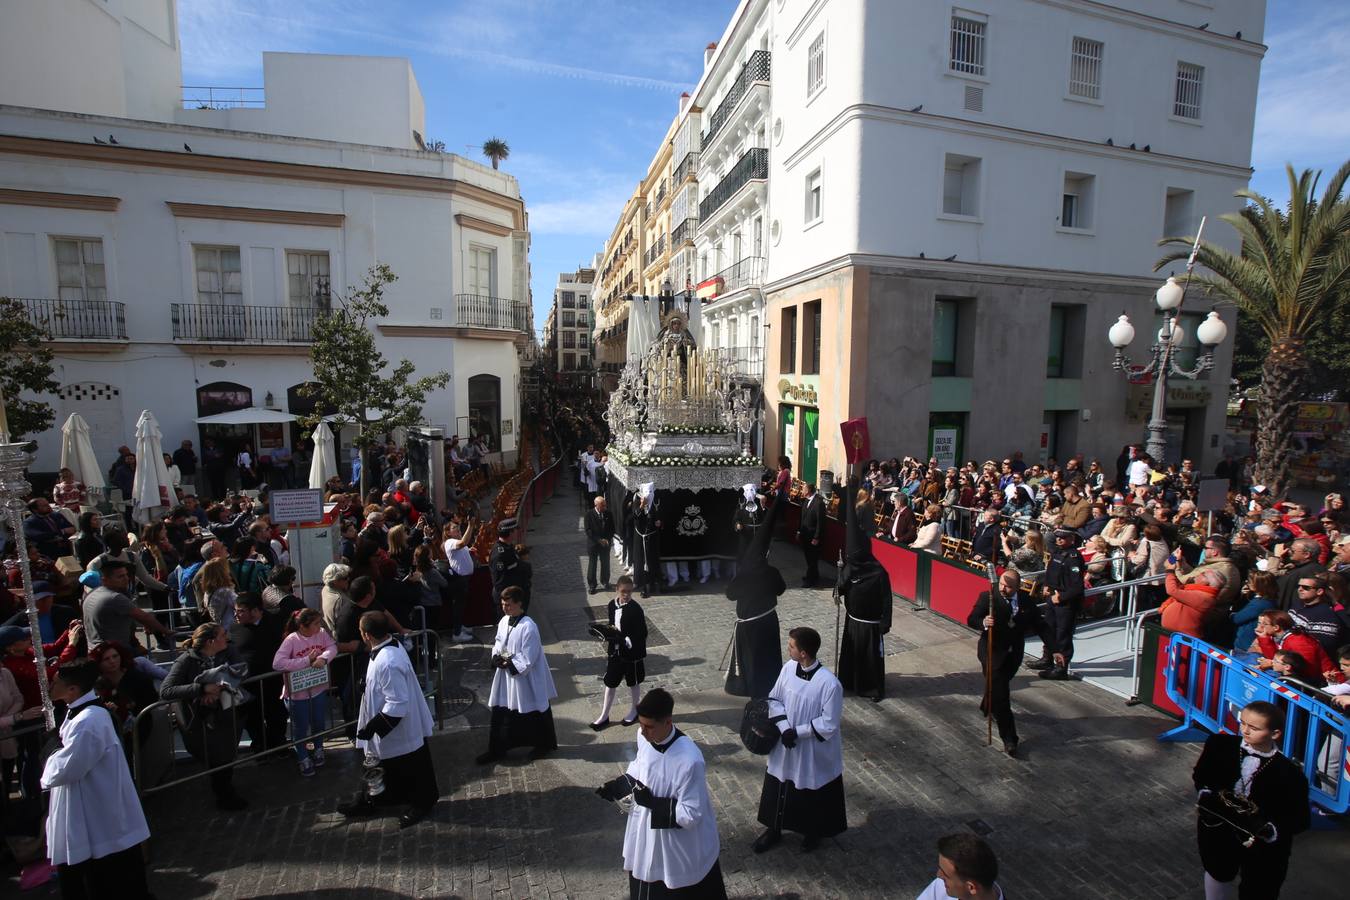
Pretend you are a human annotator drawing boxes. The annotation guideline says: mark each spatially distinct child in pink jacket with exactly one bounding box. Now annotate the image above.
[272,608,337,776]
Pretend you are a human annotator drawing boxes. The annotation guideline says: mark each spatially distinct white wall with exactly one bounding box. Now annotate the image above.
[0,0,129,119]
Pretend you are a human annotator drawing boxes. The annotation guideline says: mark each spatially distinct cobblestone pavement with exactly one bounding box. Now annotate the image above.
[116,478,1349,898]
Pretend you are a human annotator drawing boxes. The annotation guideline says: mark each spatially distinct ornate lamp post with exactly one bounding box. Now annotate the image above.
[1108,218,1228,463]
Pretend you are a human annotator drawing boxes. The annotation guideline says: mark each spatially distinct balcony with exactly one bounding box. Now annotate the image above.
[720,345,766,381]
[672,151,700,187]
[644,235,667,270]
[702,51,771,147]
[671,217,698,247]
[171,303,321,343]
[455,294,532,332]
[20,298,127,341]
[697,257,765,301]
[699,148,768,223]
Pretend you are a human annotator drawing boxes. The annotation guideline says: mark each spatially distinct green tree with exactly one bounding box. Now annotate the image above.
[300,266,449,493]
[0,297,59,441]
[1156,162,1350,497]
[481,137,510,170]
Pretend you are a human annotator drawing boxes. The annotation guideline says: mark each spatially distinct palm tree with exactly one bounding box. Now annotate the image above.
[1156,162,1350,498]
[482,137,510,170]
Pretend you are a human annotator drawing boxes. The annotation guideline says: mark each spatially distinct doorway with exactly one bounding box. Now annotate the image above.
[800,408,819,483]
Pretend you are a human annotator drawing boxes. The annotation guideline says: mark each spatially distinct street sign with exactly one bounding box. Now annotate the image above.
[269,488,325,525]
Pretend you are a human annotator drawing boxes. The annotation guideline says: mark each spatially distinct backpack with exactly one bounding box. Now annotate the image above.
[230,558,271,595]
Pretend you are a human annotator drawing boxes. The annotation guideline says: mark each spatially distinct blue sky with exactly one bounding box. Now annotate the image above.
[180,0,1348,331]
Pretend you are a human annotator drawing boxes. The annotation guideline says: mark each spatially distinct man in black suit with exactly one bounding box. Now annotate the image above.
[798,482,826,587]
[586,495,616,594]
[967,569,1042,756]
[590,576,649,729]
[969,508,1002,565]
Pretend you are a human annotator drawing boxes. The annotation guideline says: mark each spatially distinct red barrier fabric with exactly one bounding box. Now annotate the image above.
[1152,632,1185,717]
[871,539,919,601]
[927,558,989,623]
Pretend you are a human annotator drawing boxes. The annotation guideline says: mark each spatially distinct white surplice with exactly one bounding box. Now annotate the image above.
[766,660,844,790]
[488,615,557,713]
[357,638,434,760]
[622,729,721,890]
[41,691,151,866]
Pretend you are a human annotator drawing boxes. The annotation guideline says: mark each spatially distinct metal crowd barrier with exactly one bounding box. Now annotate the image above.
[130,627,446,796]
[1160,632,1350,815]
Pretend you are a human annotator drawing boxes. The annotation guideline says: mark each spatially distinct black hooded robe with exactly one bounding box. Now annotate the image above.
[630,496,662,594]
[836,477,893,700]
[725,498,785,698]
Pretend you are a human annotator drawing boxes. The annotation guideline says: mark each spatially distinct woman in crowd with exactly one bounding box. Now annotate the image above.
[51,466,88,514]
[91,641,158,751]
[73,511,106,567]
[139,521,179,612]
[197,557,238,630]
[1231,571,1278,652]
[261,565,306,618]
[1100,504,1138,550]
[160,623,247,809]
[408,544,447,617]
[1006,529,1046,576]
[387,524,414,578]
[773,456,792,499]
[272,608,337,777]
[909,505,943,556]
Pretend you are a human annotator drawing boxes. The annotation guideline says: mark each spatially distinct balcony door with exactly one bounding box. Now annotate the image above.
[194,246,243,340]
[286,251,329,341]
[466,245,498,326]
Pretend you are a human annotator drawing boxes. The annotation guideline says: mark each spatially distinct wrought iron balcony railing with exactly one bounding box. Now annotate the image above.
[171,303,321,343]
[700,257,766,299]
[20,298,128,340]
[672,151,700,187]
[455,294,531,332]
[698,148,768,223]
[702,50,771,147]
[671,217,698,247]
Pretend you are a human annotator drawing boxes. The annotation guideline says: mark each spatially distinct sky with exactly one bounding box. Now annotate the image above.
[178,0,1349,332]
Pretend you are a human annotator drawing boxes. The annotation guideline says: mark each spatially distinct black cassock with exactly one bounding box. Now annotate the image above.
[967,588,1042,746]
[733,504,763,562]
[724,564,784,698]
[1192,732,1309,897]
[836,562,892,700]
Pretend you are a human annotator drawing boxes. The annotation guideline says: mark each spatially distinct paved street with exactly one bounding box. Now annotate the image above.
[124,478,1346,899]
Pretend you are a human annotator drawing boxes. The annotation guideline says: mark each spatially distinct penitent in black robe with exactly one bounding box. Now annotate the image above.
[836,562,892,700]
[724,563,785,699]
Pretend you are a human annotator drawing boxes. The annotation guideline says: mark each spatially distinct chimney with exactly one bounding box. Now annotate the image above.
[679,91,690,113]
[704,42,717,68]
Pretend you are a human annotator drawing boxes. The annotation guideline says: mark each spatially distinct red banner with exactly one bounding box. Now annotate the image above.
[840,417,870,464]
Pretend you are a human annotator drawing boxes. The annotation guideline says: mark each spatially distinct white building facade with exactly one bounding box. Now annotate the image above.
[551,268,595,380]
[0,0,531,473]
[679,0,1264,481]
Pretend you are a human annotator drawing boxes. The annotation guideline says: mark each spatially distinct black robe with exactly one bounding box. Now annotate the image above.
[724,563,785,698]
[836,562,892,699]
[733,504,763,563]
[630,500,662,591]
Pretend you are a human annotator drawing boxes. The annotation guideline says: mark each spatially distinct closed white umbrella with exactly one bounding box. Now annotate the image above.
[131,410,173,524]
[59,413,105,492]
[308,422,337,489]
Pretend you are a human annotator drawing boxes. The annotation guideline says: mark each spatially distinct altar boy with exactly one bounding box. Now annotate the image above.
[596,688,727,898]
[42,660,152,899]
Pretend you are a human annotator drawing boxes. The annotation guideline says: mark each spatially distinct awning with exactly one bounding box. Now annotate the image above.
[195,407,298,425]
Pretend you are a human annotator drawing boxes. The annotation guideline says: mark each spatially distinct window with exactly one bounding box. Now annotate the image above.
[563,352,575,371]
[579,333,590,347]
[1047,306,1067,378]
[807,31,826,96]
[286,251,330,308]
[781,306,798,374]
[803,300,822,374]
[750,315,759,348]
[53,238,107,302]
[1163,187,1196,238]
[732,231,743,263]
[467,246,496,296]
[942,154,981,217]
[577,312,588,327]
[1068,37,1103,100]
[753,217,764,258]
[561,290,575,307]
[194,247,242,306]
[712,322,721,350]
[562,312,575,328]
[728,318,739,349]
[1174,62,1204,119]
[932,299,961,377]
[950,13,987,77]
[1061,172,1095,230]
[563,333,576,349]
[578,294,589,308]
[805,168,822,225]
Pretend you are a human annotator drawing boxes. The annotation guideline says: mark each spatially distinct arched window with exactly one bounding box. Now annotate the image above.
[196,381,252,417]
[468,375,501,451]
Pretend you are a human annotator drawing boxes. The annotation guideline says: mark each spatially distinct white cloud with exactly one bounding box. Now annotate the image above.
[1251,12,1350,173]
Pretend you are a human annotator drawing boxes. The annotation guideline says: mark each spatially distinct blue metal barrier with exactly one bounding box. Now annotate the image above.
[1159,633,1350,816]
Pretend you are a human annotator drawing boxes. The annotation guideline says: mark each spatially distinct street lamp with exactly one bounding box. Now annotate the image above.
[1108,217,1228,463]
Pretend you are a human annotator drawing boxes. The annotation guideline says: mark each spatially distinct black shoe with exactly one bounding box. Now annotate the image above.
[337,798,376,818]
[603,583,612,590]
[752,829,782,854]
[528,746,555,760]
[1024,655,1053,670]
[870,694,883,704]
[216,793,248,812]
[588,586,598,594]
[801,834,822,853]
[590,719,611,731]
[1039,666,1069,680]
[399,808,431,829]
[620,716,638,727]
[642,591,651,599]
[475,751,502,765]
[1003,741,1019,757]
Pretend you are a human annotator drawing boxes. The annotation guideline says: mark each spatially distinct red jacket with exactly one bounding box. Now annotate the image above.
[1257,630,1344,686]
[1162,574,1220,640]
[2,633,79,707]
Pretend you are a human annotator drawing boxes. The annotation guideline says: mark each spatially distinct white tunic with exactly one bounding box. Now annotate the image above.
[40,691,151,866]
[357,639,434,760]
[622,730,721,889]
[488,615,557,714]
[766,660,844,790]
[915,877,1004,900]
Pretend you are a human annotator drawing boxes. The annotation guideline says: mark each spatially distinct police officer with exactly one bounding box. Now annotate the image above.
[490,518,529,607]
[1029,528,1085,680]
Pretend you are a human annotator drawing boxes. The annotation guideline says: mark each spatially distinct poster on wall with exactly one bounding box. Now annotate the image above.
[930,428,958,469]
[783,411,797,473]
